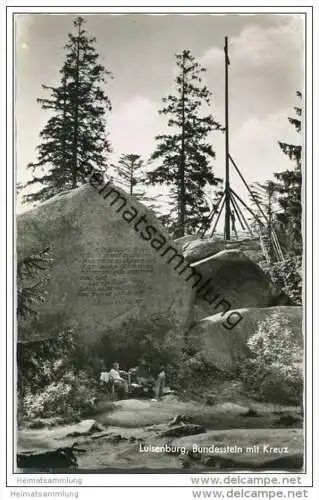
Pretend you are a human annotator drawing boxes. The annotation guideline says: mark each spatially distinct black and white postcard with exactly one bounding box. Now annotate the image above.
[2,2,318,499]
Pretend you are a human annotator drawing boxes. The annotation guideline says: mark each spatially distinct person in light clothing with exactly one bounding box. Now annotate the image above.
[109,362,128,399]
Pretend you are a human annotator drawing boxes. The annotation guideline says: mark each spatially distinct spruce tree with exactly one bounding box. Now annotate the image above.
[278,91,302,165]
[23,17,112,204]
[112,153,146,197]
[275,91,302,255]
[147,50,222,237]
[17,248,52,319]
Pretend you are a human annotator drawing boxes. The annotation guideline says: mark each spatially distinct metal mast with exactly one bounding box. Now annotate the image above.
[224,36,231,240]
[197,36,284,262]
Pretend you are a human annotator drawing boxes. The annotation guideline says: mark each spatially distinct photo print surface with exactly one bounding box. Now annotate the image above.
[15,11,305,474]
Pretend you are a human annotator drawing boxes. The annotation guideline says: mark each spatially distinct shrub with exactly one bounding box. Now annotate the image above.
[17,330,99,426]
[17,329,96,393]
[239,312,303,405]
[22,370,98,423]
[167,351,234,401]
[263,256,302,305]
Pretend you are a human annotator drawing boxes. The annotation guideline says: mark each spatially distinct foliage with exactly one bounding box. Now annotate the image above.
[249,181,278,218]
[17,247,52,319]
[23,16,112,204]
[275,91,302,256]
[167,352,234,401]
[264,256,302,305]
[17,330,98,425]
[147,49,222,237]
[249,181,282,262]
[278,91,302,166]
[112,154,146,197]
[239,312,303,405]
[18,330,74,394]
[22,371,97,423]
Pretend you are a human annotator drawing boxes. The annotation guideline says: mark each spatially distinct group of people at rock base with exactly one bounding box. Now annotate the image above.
[100,359,166,401]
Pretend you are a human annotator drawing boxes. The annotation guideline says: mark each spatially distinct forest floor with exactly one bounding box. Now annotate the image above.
[17,390,303,472]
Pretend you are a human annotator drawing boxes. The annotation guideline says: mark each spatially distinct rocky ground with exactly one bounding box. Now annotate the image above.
[17,394,303,473]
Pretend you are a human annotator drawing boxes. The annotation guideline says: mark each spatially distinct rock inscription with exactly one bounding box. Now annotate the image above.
[78,248,154,304]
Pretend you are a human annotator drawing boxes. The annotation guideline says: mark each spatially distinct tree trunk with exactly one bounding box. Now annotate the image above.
[72,22,81,189]
[61,76,67,189]
[178,52,186,237]
[130,160,134,196]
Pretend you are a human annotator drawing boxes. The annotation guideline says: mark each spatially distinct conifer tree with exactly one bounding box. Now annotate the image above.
[17,248,52,319]
[275,91,302,255]
[249,181,278,231]
[112,154,146,197]
[147,50,222,237]
[278,91,302,166]
[24,17,112,204]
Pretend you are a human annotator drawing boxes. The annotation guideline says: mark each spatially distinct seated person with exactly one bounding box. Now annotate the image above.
[109,362,128,398]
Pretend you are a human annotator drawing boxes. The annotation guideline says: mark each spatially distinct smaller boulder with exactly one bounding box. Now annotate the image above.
[192,249,280,313]
[188,306,302,374]
[65,420,101,437]
[175,236,262,264]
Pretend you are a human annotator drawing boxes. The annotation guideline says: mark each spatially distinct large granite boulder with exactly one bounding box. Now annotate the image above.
[188,306,302,372]
[17,183,194,343]
[189,249,291,320]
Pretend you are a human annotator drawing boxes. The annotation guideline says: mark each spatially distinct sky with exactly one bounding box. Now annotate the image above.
[15,13,304,216]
